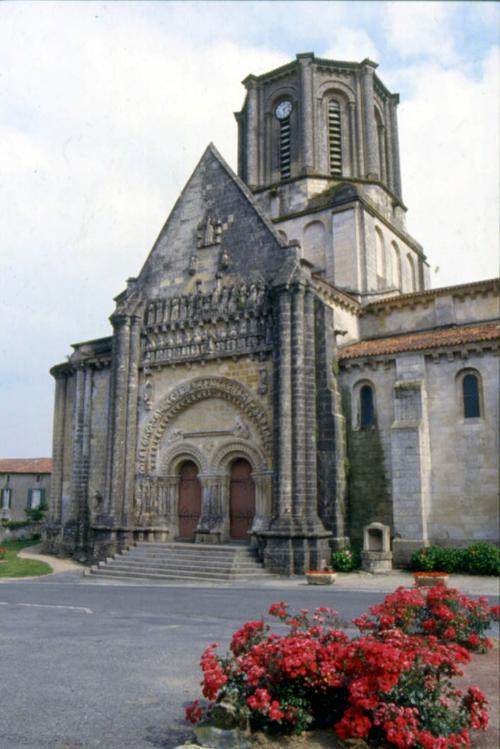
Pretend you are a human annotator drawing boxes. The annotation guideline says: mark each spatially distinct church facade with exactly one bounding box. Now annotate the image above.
[46,54,499,573]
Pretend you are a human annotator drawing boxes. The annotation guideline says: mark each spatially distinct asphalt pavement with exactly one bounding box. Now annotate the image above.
[0,570,498,749]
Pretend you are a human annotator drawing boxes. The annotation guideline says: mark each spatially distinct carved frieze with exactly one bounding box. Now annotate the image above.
[143,282,272,366]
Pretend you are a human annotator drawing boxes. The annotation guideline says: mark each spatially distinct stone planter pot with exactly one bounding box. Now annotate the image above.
[414,572,449,587]
[305,571,337,585]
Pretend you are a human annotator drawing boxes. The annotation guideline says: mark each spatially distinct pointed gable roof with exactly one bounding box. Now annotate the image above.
[135,143,291,300]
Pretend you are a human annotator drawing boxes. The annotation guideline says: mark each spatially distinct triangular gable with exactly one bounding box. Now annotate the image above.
[135,143,290,300]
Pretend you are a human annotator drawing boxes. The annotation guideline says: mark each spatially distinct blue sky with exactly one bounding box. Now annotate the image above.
[0,1,498,456]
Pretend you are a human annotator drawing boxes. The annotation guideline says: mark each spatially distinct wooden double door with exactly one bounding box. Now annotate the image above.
[177,458,255,541]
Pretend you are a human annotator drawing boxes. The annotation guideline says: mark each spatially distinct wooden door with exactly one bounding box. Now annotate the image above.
[178,461,201,540]
[229,459,255,541]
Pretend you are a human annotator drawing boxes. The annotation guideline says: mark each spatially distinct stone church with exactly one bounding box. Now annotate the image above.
[46,53,499,574]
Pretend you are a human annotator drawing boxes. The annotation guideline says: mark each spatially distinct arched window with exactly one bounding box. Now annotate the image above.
[375,227,385,288]
[375,107,386,181]
[462,373,481,418]
[360,385,375,428]
[303,220,326,270]
[328,99,342,176]
[391,241,401,288]
[406,253,416,292]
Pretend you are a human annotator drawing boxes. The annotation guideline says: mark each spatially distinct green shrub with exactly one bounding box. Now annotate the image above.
[331,545,360,572]
[1,519,29,529]
[25,500,48,523]
[463,543,500,576]
[411,543,499,576]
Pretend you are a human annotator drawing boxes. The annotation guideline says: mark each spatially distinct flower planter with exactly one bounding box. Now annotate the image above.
[305,571,337,585]
[414,571,449,587]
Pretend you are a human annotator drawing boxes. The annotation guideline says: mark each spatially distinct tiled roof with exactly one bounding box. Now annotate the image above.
[0,458,52,474]
[338,322,500,361]
[363,278,500,312]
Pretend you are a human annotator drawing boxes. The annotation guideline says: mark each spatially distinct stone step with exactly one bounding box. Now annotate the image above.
[131,544,256,556]
[134,542,251,553]
[120,548,259,562]
[89,566,270,582]
[93,564,254,580]
[105,558,262,572]
[90,542,271,583]
[89,569,230,583]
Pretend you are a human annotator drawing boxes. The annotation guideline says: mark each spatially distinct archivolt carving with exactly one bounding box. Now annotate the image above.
[137,376,272,475]
[160,442,209,476]
[211,440,270,475]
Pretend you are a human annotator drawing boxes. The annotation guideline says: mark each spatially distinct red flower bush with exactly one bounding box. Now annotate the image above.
[353,585,499,653]
[185,591,494,747]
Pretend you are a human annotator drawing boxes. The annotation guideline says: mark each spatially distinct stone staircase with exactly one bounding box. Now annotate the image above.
[87,542,273,583]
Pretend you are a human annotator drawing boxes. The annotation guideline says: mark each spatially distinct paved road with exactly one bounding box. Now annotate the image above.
[0,572,391,749]
[0,573,498,749]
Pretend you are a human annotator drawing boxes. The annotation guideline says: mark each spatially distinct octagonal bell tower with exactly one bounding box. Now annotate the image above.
[235,53,429,298]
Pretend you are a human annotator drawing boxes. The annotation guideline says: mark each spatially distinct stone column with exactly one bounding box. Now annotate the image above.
[389,95,403,200]
[314,301,348,546]
[361,61,379,179]
[298,54,314,174]
[245,77,259,187]
[252,470,272,532]
[291,284,306,521]
[65,364,92,557]
[355,76,365,177]
[384,97,395,194]
[303,287,321,530]
[49,371,67,525]
[105,315,131,521]
[274,288,293,523]
[348,101,358,178]
[123,314,142,526]
[196,474,222,543]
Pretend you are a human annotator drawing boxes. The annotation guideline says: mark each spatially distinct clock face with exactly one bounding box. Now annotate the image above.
[275,100,292,120]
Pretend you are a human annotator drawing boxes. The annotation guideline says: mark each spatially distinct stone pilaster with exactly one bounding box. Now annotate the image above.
[361,60,380,179]
[348,101,358,178]
[48,372,67,525]
[390,355,431,564]
[245,78,259,187]
[291,284,306,521]
[303,287,321,531]
[105,314,131,519]
[63,364,92,557]
[273,288,293,526]
[314,300,348,547]
[298,54,314,174]
[123,314,142,525]
[389,95,403,200]
[196,474,223,544]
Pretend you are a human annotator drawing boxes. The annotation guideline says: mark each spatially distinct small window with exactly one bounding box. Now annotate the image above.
[1,488,12,510]
[279,117,291,180]
[28,488,43,509]
[328,100,342,176]
[462,373,480,418]
[275,100,293,181]
[360,385,375,428]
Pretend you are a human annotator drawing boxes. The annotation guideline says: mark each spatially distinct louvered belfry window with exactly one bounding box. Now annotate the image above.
[279,116,291,180]
[328,100,342,176]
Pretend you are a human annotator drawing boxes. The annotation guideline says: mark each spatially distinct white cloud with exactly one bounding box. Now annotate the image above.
[398,47,499,285]
[384,1,458,62]
[322,28,379,63]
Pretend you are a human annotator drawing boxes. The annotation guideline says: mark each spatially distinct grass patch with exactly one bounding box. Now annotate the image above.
[0,540,52,578]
